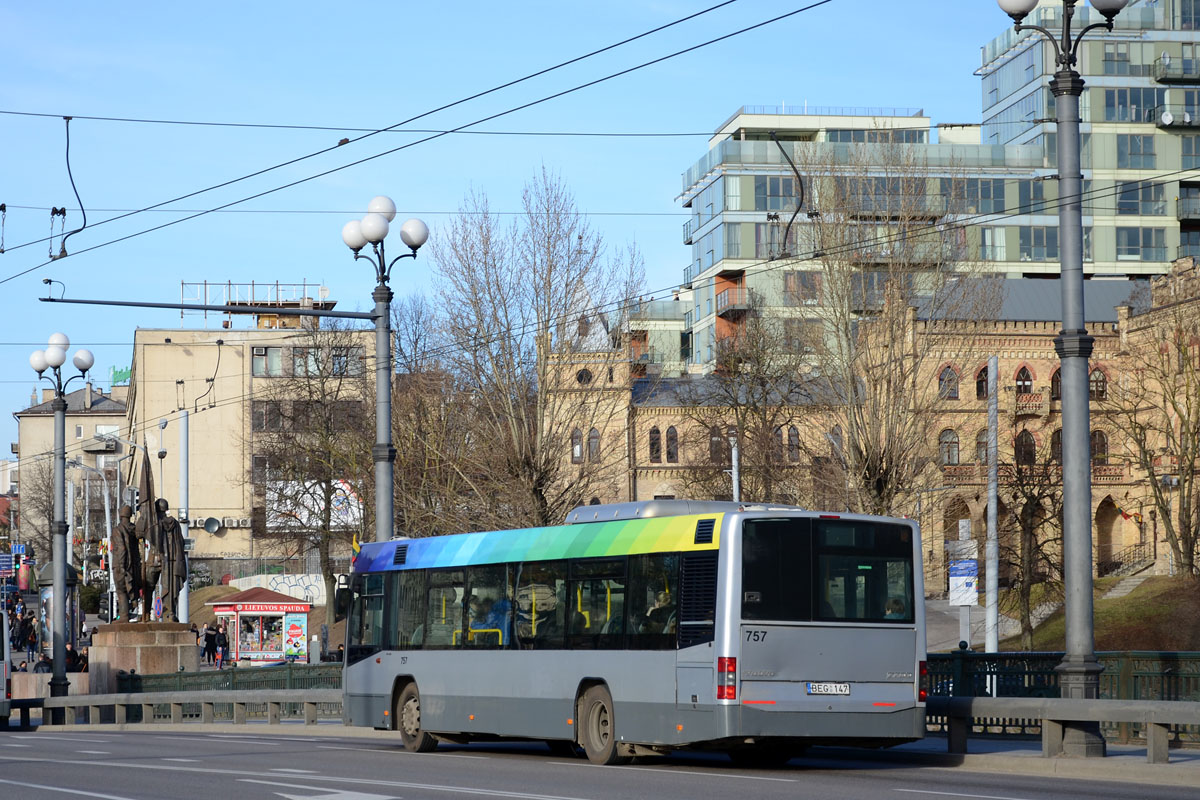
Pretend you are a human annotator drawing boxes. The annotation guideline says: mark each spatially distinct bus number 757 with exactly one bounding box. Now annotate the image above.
[745,629,768,643]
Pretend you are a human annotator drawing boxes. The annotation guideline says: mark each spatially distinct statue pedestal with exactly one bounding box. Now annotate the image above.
[89,622,200,693]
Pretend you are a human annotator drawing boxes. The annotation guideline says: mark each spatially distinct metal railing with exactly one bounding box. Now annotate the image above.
[1097,541,1155,578]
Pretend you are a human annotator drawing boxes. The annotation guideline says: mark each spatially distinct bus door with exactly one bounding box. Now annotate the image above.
[736,518,919,710]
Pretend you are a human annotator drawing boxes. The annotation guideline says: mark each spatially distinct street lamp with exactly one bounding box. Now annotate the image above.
[342,196,428,542]
[29,333,94,715]
[996,0,1129,758]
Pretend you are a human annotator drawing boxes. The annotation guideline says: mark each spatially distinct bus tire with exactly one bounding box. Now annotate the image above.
[395,683,438,753]
[580,685,629,766]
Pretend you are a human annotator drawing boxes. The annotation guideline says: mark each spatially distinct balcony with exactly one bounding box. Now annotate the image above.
[850,195,948,220]
[1013,390,1049,418]
[1179,245,1200,261]
[1152,104,1198,128]
[1178,198,1200,222]
[1153,57,1200,85]
[942,464,985,485]
[683,218,695,245]
[82,436,117,454]
[1092,463,1127,484]
[715,286,751,317]
[683,261,699,288]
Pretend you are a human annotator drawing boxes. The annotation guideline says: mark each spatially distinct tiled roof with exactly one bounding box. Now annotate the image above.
[206,587,311,607]
[18,385,126,415]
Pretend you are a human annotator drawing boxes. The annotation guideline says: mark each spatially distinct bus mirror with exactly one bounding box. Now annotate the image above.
[334,587,352,619]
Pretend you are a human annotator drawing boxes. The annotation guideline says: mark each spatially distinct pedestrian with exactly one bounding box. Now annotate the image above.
[215,625,229,670]
[32,654,51,673]
[25,619,38,662]
[16,660,27,672]
[203,624,217,665]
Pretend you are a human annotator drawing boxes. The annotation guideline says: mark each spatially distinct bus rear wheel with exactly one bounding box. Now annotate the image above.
[396,683,438,753]
[580,685,630,766]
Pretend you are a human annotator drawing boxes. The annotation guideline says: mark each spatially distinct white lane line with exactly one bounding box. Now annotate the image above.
[895,790,1042,800]
[271,768,318,774]
[18,735,110,743]
[163,758,198,762]
[0,776,140,800]
[317,745,397,753]
[241,778,398,799]
[76,750,111,755]
[247,775,589,800]
[547,760,796,783]
[2,743,31,747]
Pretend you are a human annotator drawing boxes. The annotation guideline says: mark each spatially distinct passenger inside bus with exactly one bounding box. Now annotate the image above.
[885,597,906,619]
[643,590,674,634]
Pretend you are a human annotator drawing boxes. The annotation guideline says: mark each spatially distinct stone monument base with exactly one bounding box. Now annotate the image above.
[89,622,200,694]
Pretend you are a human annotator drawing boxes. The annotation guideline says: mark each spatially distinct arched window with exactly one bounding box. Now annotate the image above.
[976,366,989,400]
[1090,430,1108,465]
[939,429,960,466]
[938,367,959,399]
[709,426,723,464]
[648,427,662,463]
[773,427,784,461]
[576,368,593,385]
[1015,430,1036,466]
[666,426,679,463]
[1051,429,1062,462]
[788,425,800,462]
[587,428,600,461]
[1016,367,1033,394]
[1050,369,1062,401]
[1089,368,1107,401]
[570,429,583,464]
[976,429,988,464]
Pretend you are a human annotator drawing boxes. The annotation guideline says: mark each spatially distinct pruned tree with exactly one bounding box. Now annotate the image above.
[13,456,54,562]
[429,169,643,529]
[1104,290,1200,578]
[246,322,373,625]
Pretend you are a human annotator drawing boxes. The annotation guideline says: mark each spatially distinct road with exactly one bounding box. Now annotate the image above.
[1,730,1196,800]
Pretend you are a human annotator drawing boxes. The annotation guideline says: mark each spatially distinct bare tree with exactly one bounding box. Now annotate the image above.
[430,169,643,529]
[1104,288,1200,578]
[14,457,54,562]
[247,323,373,625]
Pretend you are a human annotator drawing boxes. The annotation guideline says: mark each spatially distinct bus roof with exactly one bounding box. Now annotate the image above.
[353,512,724,573]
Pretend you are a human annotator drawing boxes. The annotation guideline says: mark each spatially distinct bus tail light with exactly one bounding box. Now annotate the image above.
[717,657,737,700]
[918,660,928,702]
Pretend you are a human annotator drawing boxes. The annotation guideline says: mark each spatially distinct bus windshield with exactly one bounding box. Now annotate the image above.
[741,517,914,624]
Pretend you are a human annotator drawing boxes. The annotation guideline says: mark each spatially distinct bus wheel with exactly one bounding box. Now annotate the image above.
[580,685,629,766]
[396,683,437,753]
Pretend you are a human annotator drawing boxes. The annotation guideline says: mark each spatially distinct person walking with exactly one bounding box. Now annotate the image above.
[203,623,217,666]
[215,625,229,670]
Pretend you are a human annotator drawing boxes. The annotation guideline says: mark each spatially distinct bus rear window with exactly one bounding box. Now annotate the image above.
[741,518,913,624]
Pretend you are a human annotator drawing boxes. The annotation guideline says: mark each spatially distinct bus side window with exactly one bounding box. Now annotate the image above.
[466,564,511,648]
[394,570,427,650]
[424,570,465,648]
[516,560,566,649]
[627,553,679,650]
[567,557,626,650]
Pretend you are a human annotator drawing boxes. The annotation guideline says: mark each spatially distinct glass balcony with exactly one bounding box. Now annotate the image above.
[1178,198,1200,221]
[1153,104,1199,128]
[1153,57,1200,85]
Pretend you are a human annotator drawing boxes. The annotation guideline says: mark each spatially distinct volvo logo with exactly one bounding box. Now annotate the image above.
[886,671,913,679]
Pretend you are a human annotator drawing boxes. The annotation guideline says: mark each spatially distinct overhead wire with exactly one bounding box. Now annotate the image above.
[0,1,830,285]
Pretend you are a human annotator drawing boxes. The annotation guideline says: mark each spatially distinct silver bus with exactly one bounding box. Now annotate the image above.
[342,500,926,765]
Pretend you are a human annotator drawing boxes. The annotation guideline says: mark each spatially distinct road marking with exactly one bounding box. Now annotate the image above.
[317,745,397,753]
[0,777,140,800]
[271,768,318,774]
[2,744,31,747]
[547,760,796,783]
[895,790,1042,800]
[163,758,198,762]
[241,778,398,800]
[76,750,111,755]
[18,735,109,743]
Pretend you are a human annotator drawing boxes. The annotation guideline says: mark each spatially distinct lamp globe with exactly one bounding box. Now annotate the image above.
[360,213,390,244]
[399,218,429,250]
[367,195,397,222]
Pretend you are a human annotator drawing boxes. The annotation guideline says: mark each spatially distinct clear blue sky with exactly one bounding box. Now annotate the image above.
[1,1,1008,445]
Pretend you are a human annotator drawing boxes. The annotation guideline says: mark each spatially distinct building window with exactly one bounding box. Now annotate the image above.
[1117,181,1166,216]
[939,430,960,466]
[1116,134,1156,169]
[938,367,959,400]
[571,429,583,464]
[1051,429,1062,463]
[773,427,785,462]
[1015,367,1033,394]
[1103,87,1163,122]
[979,227,1006,261]
[252,347,283,377]
[1184,136,1200,170]
[976,430,988,464]
[1089,369,1107,401]
[976,366,989,400]
[251,400,282,432]
[648,427,662,463]
[666,426,679,463]
[293,347,318,377]
[1018,226,1059,262]
[1015,431,1036,467]
[1115,227,1166,261]
[709,426,723,464]
[787,425,800,463]
[576,369,594,386]
[753,175,796,211]
[74,424,83,439]
[1050,369,1061,401]
[1017,180,1047,213]
[1090,430,1108,465]
[783,271,821,305]
[331,347,363,376]
[587,428,600,461]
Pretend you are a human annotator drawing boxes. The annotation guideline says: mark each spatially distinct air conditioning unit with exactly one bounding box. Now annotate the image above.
[238,518,252,528]
[252,347,266,356]
[223,517,237,528]
[189,517,205,528]
[182,538,195,552]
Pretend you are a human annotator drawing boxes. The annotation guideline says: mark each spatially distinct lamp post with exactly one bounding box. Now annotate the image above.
[29,333,94,716]
[997,0,1129,757]
[341,196,428,542]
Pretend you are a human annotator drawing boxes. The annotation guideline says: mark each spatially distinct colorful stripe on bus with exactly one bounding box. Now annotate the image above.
[353,513,724,573]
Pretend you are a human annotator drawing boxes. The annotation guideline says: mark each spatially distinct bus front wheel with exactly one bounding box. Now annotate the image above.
[396,683,437,753]
[580,685,629,766]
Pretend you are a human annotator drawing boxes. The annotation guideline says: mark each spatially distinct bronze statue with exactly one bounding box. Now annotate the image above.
[110,504,142,621]
[153,498,187,622]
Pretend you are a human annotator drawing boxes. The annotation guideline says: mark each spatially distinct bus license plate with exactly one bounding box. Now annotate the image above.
[807,682,850,696]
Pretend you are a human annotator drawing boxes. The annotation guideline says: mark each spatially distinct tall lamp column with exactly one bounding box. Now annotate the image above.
[342,196,428,542]
[997,0,1129,757]
[29,334,94,718]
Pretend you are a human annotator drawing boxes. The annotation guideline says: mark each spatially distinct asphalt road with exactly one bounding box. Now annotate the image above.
[1,730,1197,800]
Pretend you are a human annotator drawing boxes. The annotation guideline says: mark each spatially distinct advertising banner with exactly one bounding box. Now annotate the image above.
[283,612,308,660]
[948,559,979,606]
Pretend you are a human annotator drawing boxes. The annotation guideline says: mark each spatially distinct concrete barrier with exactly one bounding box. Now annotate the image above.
[38,688,343,728]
